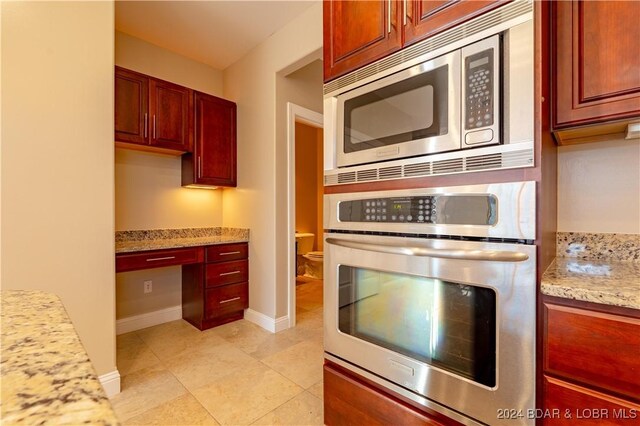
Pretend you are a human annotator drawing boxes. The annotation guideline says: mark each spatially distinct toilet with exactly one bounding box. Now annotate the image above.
[295,233,324,280]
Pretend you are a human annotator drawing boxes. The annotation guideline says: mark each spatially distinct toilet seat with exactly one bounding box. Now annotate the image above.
[303,251,323,260]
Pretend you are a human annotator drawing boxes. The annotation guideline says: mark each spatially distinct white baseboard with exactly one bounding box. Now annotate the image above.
[99,370,121,397]
[116,305,182,335]
[244,309,290,333]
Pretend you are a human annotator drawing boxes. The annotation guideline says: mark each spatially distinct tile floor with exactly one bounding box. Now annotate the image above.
[111,278,324,425]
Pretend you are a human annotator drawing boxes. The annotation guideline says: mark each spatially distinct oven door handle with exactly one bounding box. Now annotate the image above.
[325,238,529,262]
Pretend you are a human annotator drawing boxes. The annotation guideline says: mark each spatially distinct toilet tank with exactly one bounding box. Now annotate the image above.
[295,233,315,254]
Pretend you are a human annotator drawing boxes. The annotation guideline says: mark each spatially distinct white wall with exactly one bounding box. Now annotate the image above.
[114,32,226,320]
[1,2,116,376]
[558,138,640,234]
[223,2,323,320]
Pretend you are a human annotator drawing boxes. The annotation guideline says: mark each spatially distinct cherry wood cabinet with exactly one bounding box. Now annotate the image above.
[552,1,640,136]
[115,246,204,273]
[324,361,461,425]
[543,298,640,419]
[404,0,506,47]
[323,0,505,82]
[182,91,237,187]
[115,67,191,153]
[323,0,402,83]
[182,242,248,330]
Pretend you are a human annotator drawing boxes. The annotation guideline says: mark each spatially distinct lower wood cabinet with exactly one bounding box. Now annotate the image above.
[324,361,460,425]
[543,297,640,423]
[182,242,248,330]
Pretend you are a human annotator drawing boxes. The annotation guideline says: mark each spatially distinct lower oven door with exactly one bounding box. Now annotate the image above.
[324,232,536,426]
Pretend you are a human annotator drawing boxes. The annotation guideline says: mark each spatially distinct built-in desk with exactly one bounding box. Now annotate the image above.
[115,228,250,330]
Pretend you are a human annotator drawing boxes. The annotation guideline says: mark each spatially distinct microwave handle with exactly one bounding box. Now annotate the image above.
[325,237,529,262]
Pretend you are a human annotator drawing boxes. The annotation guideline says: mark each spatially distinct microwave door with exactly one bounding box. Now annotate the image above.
[336,50,461,168]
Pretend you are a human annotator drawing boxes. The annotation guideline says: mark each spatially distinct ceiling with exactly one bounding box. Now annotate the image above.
[115,1,318,70]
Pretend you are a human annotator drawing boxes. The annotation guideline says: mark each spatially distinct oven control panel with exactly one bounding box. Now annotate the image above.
[338,195,496,225]
[339,197,435,223]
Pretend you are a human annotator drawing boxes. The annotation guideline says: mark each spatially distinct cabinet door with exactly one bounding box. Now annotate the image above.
[149,79,191,152]
[543,376,640,426]
[553,1,640,129]
[404,1,506,47]
[115,67,148,145]
[323,0,403,82]
[193,92,237,187]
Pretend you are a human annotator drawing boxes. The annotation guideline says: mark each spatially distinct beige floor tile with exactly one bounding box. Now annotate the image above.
[307,380,323,401]
[251,391,323,425]
[164,343,262,391]
[261,339,324,389]
[117,332,162,376]
[192,364,303,425]
[213,319,301,360]
[296,280,324,312]
[123,394,219,425]
[137,320,227,361]
[110,364,188,422]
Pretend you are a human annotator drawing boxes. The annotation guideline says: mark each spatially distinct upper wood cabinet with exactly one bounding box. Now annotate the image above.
[404,1,506,47]
[323,0,506,82]
[115,67,191,153]
[323,0,402,82]
[552,1,640,132]
[182,92,237,187]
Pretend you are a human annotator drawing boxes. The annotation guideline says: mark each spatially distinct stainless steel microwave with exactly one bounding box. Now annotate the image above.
[324,2,534,172]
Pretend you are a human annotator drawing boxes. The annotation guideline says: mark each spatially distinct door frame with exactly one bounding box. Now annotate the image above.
[286,102,323,328]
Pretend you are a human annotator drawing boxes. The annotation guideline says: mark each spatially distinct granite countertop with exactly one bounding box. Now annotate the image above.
[1,290,119,425]
[542,258,639,310]
[115,227,249,254]
[541,232,640,310]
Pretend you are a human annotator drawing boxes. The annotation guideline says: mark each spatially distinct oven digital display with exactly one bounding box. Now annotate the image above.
[338,195,497,225]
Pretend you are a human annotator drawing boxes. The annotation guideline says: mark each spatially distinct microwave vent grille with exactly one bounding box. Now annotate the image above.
[465,153,503,171]
[433,158,464,174]
[356,169,378,182]
[325,146,534,186]
[404,162,432,177]
[379,165,403,180]
[337,171,356,184]
[324,0,532,95]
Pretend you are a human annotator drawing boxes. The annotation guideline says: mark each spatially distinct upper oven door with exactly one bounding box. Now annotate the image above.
[336,50,461,168]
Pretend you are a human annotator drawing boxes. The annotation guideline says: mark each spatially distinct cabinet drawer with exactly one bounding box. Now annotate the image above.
[543,376,640,425]
[205,260,248,287]
[206,243,248,263]
[205,282,248,319]
[544,303,640,400]
[116,247,203,273]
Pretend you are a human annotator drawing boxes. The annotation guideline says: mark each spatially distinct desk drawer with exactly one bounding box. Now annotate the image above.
[205,260,248,287]
[544,303,640,400]
[206,243,248,263]
[116,247,203,272]
[205,282,248,319]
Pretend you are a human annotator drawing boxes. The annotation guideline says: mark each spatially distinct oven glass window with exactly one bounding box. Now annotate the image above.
[338,266,496,387]
[344,65,449,152]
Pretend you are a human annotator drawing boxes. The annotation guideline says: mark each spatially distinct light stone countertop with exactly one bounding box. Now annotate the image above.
[541,257,640,310]
[115,227,249,254]
[116,235,249,254]
[1,290,119,425]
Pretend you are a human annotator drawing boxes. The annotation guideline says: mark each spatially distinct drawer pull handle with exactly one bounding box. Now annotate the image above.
[219,270,241,276]
[146,256,176,262]
[220,297,241,304]
[220,251,241,256]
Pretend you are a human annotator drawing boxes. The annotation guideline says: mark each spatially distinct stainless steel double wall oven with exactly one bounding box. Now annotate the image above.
[322,2,537,424]
[323,182,537,425]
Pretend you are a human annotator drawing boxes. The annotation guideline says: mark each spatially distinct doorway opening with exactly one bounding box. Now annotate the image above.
[287,103,323,328]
